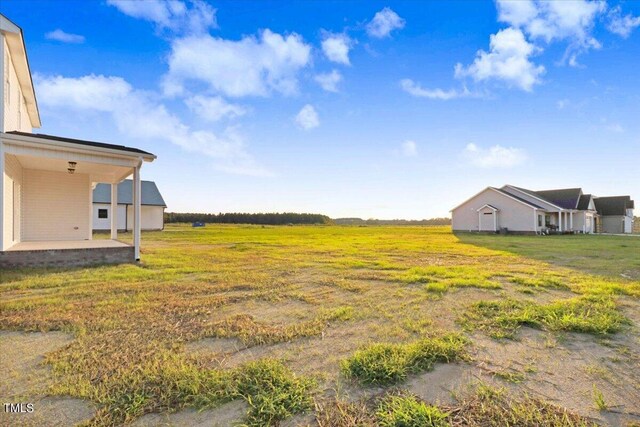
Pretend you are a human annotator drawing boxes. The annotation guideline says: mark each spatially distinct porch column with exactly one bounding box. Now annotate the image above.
[0,142,5,251]
[558,211,562,232]
[110,183,118,240]
[570,211,573,231]
[133,161,142,261]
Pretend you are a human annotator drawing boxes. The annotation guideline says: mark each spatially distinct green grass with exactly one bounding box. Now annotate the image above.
[1,224,638,425]
[315,385,597,427]
[376,393,449,427]
[460,295,630,339]
[342,333,467,385]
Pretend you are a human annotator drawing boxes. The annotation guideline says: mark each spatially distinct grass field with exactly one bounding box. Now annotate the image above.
[1,225,639,426]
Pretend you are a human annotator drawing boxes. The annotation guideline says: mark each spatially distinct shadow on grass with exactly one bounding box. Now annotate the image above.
[455,232,640,281]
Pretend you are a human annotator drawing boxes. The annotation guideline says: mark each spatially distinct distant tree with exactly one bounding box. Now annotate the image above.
[165,212,333,225]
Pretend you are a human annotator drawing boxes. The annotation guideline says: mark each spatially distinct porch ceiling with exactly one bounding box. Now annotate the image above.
[13,153,132,183]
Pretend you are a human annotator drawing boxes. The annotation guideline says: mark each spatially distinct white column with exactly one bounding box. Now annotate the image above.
[133,162,142,260]
[0,142,5,251]
[533,210,537,234]
[111,183,118,240]
[558,211,562,232]
[478,211,481,231]
[570,211,573,231]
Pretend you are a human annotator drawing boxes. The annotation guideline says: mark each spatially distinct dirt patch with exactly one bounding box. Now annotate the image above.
[211,299,316,324]
[471,327,640,426]
[0,331,95,427]
[131,400,248,427]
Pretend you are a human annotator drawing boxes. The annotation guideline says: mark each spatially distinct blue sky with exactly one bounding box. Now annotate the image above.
[3,0,640,219]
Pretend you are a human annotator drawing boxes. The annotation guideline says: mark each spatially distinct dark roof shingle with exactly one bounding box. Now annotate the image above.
[594,196,634,216]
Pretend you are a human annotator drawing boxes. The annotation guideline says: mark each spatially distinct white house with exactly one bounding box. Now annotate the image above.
[451,185,634,234]
[0,14,156,267]
[93,180,166,231]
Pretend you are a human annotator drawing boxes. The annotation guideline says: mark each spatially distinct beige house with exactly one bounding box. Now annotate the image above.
[0,14,156,267]
[451,185,634,235]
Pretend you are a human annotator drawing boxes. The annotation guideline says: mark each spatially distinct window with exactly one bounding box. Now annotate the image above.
[538,215,543,227]
[545,214,551,227]
[483,212,493,215]
[98,209,108,219]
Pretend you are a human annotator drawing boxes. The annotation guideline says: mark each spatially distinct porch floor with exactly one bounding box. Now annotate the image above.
[6,240,130,251]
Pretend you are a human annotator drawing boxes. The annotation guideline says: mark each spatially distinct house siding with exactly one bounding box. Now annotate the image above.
[452,188,537,232]
[125,205,164,231]
[3,37,32,133]
[22,169,91,241]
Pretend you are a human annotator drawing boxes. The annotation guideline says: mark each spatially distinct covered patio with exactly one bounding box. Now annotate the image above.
[1,131,155,268]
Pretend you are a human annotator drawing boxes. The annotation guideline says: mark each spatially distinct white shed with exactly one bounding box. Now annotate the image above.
[93,180,166,231]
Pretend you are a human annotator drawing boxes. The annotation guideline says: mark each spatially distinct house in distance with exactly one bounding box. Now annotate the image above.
[451,185,634,234]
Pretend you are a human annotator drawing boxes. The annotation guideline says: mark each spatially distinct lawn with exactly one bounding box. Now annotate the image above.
[1,225,639,426]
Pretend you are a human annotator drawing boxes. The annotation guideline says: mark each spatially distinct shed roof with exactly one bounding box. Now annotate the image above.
[593,196,634,216]
[93,180,166,207]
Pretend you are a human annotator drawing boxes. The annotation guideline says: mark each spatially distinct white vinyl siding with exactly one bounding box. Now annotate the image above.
[22,169,91,241]
[452,188,537,232]
[93,204,164,231]
[2,37,31,133]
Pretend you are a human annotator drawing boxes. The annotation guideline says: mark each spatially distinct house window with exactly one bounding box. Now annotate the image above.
[538,215,543,227]
[98,209,108,219]
[545,214,551,227]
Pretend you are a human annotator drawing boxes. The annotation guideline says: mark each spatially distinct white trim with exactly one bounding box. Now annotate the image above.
[0,132,156,162]
[476,204,498,212]
[133,159,142,260]
[450,186,540,212]
[0,19,41,128]
[501,185,564,210]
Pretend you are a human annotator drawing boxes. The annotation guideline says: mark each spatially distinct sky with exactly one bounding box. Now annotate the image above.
[2,0,639,219]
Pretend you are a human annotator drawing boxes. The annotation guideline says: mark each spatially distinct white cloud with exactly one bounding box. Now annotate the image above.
[366,7,406,38]
[463,143,527,168]
[454,27,545,91]
[45,29,85,44]
[185,95,246,122]
[321,33,352,65]
[607,6,640,38]
[400,140,417,157]
[107,0,216,34]
[314,70,343,92]
[399,79,471,100]
[162,29,312,98]
[35,74,269,176]
[496,0,606,66]
[295,104,319,130]
[556,98,570,109]
[605,123,624,133]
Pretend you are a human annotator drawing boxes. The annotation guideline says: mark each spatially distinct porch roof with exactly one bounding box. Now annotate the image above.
[6,131,155,159]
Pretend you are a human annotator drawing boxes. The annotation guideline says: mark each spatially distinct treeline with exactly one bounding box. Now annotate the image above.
[334,217,451,226]
[164,212,333,225]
